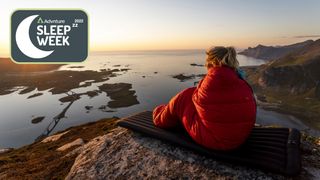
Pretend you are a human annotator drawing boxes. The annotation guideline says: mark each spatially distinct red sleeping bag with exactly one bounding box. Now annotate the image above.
[153,66,256,150]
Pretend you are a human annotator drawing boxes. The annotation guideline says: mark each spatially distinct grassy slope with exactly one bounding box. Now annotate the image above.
[244,68,320,129]
[0,117,118,179]
[256,86,320,129]
[270,39,320,67]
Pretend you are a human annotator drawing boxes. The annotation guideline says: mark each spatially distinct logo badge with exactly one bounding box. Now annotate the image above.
[11,10,88,63]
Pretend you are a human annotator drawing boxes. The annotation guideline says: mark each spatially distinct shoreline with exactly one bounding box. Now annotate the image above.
[254,90,320,133]
[0,58,139,148]
[243,65,320,133]
[256,102,320,137]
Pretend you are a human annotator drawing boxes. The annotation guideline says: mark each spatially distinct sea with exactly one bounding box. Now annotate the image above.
[0,50,317,148]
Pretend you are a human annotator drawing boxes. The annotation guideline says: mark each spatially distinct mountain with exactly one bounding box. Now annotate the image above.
[239,40,314,60]
[258,39,320,95]
[244,39,320,129]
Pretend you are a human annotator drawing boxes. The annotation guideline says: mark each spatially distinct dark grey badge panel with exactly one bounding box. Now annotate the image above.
[11,10,88,63]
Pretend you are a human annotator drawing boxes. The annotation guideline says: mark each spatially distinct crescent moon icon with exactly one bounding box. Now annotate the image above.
[15,15,54,59]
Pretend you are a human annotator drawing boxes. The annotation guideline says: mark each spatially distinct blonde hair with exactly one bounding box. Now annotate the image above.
[205,46,239,70]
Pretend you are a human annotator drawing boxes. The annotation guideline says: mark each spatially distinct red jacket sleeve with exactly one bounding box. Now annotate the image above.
[153,87,196,128]
[153,104,179,128]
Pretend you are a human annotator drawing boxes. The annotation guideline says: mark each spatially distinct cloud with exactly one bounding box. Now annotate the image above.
[293,35,320,38]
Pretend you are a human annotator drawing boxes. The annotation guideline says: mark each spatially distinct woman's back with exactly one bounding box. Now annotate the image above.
[153,46,256,150]
[189,66,256,150]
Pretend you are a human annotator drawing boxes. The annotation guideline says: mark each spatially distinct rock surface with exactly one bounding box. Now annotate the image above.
[1,117,319,179]
[66,127,289,179]
[41,130,70,143]
[57,138,84,152]
[0,148,13,154]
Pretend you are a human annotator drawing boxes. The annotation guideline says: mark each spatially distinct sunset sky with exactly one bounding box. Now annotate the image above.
[1,0,320,56]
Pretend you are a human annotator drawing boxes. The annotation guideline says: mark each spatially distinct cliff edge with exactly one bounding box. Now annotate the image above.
[66,127,320,179]
[1,120,320,179]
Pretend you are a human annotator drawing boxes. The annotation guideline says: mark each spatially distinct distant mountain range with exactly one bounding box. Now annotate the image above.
[259,39,320,95]
[244,39,320,128]
[239,40,314,60]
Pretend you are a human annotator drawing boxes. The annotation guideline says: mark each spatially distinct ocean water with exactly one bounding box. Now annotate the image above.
[0,50,315,148]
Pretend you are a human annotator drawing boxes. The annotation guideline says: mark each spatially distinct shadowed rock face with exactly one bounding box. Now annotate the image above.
[259,65,317,94]
[243,40,320,130]
[316,83,320,99]
[247,39,320,96]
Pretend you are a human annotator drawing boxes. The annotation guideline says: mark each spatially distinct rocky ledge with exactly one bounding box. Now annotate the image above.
[1,121,320,179]
[66,127,320,179]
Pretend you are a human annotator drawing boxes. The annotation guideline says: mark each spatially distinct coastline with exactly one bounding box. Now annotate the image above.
[258,102,318,127]
[243,65,320,133]
[0,55,319,178]
[256,100,320,137]
[0,57,139,148]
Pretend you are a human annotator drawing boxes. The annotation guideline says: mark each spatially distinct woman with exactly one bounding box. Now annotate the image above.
[153,46,256,150]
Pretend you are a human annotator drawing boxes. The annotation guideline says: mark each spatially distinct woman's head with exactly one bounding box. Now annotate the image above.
[205,46,239,70]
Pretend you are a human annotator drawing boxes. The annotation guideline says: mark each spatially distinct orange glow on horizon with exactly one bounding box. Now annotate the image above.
[0,37,318,57]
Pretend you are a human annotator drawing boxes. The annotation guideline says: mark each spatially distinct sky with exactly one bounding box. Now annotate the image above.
[1,0,320,55]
